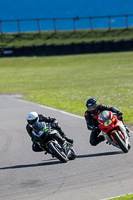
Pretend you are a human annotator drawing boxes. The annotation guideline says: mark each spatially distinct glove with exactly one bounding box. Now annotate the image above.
[117,111,123,120]
[52,120,58,128]
[51,118,56,122]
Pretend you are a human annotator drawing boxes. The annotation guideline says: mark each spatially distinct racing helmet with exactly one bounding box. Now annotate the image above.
[27,111,38,125]
[86,98,99,113]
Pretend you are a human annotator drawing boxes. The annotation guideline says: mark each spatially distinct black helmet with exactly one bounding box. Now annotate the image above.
[86,98,98,112]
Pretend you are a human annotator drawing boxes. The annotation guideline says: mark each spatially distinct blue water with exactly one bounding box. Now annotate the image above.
[0,0,133,33]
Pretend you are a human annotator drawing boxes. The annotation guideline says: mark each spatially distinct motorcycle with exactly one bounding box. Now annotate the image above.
[97,110,131,153]
[32,121,76,163]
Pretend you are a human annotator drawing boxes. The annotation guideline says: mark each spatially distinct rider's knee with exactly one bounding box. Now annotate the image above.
[90,139,97,146]
[32,143,42,152]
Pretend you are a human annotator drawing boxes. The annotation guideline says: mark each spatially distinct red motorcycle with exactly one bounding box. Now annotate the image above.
[97,110,131,153]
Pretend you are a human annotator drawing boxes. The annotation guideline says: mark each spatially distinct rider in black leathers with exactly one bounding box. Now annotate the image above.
[26,112,73,152]
[85,98,129,146]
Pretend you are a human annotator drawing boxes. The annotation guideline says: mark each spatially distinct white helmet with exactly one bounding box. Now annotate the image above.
[27,111,38,125]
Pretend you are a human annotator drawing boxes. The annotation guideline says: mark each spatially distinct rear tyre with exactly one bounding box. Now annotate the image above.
[48,142,68,163]
[112,131,128,153]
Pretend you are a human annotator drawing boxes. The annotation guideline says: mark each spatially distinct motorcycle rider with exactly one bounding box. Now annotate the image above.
[85,98,129,146]
[26,111,73,152]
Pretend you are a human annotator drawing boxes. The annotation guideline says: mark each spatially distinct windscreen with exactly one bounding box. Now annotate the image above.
[99,111,110,121]
[32,121,45,133]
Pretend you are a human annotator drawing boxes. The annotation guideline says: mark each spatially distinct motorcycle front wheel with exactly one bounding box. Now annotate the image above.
[48,142,68,163]
[112,131,128,153]
[68,148,77,160]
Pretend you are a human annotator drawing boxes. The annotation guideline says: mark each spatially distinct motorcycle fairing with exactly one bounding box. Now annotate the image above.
[98,111,130,150]
[98,114,121,133]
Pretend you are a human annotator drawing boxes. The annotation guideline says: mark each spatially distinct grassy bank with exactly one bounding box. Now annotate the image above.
[1,28,133,48]
[0,51,133,124]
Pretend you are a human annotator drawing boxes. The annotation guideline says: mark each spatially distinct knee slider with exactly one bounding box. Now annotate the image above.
[90,139,97,146]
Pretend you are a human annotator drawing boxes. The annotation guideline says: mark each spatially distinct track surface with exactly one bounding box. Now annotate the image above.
[0,95,133,200]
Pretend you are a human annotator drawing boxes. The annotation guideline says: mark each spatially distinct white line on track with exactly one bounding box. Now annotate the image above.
[19,98,84,119]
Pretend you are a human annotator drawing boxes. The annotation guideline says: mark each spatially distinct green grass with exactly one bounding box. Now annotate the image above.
[0,51,133,124]
[1,28,133,48]
[109,194,133,200]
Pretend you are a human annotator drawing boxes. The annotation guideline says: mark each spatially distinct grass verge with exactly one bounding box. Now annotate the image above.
[1,28,133,48]
[0,51,133,125]
[109,194,133,200]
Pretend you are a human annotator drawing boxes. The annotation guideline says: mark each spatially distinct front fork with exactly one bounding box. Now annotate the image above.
[110,125,129,148]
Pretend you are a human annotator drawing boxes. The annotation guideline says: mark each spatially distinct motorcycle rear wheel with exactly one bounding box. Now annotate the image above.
[112,131,128,153]
[48,142,68,163]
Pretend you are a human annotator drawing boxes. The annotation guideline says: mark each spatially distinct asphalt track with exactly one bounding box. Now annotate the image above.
[0,95,133,200]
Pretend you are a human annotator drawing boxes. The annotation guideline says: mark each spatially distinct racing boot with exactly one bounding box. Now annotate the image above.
[64,136,74,145]
[56,126,74,144]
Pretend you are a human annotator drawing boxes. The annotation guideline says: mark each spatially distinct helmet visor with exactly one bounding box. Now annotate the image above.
[27,118,37,125]
[87,104,98,112]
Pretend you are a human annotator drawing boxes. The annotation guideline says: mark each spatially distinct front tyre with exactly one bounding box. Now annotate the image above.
[48,142,68,163]
[68,148,77,160]
[112,131,128,153]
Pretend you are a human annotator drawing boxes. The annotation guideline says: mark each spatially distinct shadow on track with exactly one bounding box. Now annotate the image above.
[0,159,61,170]
[0,152,123,170]
[77,151,122,159]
